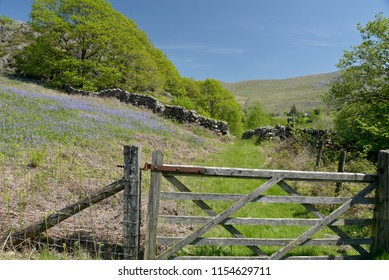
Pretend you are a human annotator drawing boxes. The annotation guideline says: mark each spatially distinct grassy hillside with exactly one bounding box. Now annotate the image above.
[224,72,339,115]
[0,74,224,259]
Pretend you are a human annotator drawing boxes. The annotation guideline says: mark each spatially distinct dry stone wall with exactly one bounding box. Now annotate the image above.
[66,87,229,135]
[242,125,293,141]
[242,125,332,143]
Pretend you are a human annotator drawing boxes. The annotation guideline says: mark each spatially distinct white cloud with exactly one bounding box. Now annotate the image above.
[238,21,266,31]
[292,38,337,47]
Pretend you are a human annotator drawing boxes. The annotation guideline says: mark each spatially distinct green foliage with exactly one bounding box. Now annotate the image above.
[14,0,182,94]
[323,13,389,154]
[171,95,197,111]
[243,102,271,129]
[179,77,208,115]
[0,15,13,25]
[175,78,244,135]
[198,79,243,135]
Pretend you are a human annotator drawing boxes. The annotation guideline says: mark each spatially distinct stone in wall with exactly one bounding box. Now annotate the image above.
[242,125,293,141]
[65,86,98,97]
[242,125,333,146]
[126,92,165,114]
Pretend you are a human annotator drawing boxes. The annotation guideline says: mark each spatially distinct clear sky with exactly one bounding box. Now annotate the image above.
[1,0,388,82]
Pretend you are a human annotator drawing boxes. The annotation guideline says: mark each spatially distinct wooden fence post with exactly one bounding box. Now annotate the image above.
[334,150,346,197]
[144,150,164,260]
[371,149,389,255]
[123,146,141,260]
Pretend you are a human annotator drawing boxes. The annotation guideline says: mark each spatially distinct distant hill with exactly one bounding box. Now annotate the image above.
[223,72,339,115]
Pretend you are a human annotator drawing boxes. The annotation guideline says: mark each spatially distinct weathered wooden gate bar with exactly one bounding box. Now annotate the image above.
[159,216,373,226]
[157,237,373,247]
[160,192,375,205]
[144,163,378,182]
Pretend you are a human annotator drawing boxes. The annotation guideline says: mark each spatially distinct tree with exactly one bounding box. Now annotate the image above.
[244,102,271,130]
[14,0,183,93]
[323,13,389,154]
[198,79,243,135]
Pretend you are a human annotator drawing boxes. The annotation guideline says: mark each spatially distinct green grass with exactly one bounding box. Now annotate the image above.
[223,72,339,115]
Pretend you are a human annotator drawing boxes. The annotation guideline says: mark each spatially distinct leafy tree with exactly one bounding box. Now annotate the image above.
[198,79,243,135]
[14,0,183,93]
[323,13,389,154]
[244,102,271,129]
[171,77,244,134]
[171,95,197,111]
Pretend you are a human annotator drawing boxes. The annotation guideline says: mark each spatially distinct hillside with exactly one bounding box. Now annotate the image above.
[0,74,225,259]
[223,72,339,115]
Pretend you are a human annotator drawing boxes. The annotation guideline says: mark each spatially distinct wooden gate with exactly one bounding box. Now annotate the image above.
[143,150,388,260]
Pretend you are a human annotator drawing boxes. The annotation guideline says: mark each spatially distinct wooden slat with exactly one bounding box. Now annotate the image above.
[159,164,378,182]
[160,192,375,205]
[156,176,284,259]
[159,215,374,226]
[143,150,164,260]
[164,176,266,256]
[170,255,365,260]
[270,181,377,259]
[157,237,373,246]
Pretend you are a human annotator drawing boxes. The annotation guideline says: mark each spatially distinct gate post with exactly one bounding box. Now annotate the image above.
[371,150,389,256]
[123,146,141,260]
[144,150,164,260]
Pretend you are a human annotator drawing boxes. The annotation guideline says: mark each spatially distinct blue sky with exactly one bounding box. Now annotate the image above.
[1,0,388,82]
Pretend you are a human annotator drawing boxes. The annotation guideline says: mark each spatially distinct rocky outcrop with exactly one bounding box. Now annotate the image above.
[0,20,34,70]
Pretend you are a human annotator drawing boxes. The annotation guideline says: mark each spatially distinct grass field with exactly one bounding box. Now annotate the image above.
[223,72,339,115]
